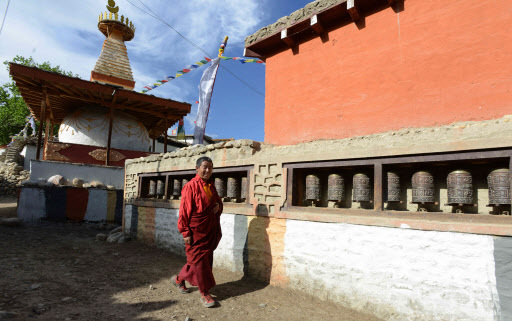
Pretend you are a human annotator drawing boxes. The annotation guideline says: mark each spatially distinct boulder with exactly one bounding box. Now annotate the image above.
[106,232,122,243]
[95,233,108,241]
[90,181,105,188]
[47,175,65,186]
[72,178,84,188]
[109,226,122,235]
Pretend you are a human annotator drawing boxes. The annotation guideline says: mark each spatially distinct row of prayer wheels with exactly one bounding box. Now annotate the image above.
[214,177,248,201]
[146,176,248,201]
[305,168,511,208]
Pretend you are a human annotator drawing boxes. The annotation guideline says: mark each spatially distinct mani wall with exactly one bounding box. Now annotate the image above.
[124,116,512,321]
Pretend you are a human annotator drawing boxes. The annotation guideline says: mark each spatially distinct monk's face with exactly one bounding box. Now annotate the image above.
[196,161,213,181]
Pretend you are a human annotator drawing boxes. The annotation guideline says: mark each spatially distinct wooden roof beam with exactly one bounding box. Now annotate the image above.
[347,0,360,21]
[280,28,296,47]
[310,15,325,35]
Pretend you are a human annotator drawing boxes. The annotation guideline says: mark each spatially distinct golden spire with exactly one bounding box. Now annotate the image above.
[107,0,119,13]
[98,0,135,35]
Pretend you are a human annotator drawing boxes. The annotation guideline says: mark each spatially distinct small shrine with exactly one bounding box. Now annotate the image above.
[10,0,190,167]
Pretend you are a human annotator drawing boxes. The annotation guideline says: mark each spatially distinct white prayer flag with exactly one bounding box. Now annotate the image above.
[193,58,220,145]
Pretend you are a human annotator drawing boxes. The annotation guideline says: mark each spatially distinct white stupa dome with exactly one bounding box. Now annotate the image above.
[58,106,150,152]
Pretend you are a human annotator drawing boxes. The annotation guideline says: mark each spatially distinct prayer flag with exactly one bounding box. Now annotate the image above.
[194,58,220,145]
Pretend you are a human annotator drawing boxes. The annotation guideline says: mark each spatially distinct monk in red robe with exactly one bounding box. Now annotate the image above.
[172,156,223,308]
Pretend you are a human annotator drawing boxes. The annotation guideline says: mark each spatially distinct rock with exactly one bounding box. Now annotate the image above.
[90,181,104,188]
[95,233,108,241]
[83,183,91,188]
[30,283,41,291]
[106,185,115,190]
[109,226,122,235]
[61,297,73,302]
[149,285,153,290]
[259,303,267,308]
[0,311,17,319]
[184,317,190,321]
[47,175,65,186]
[72,178,84,188]
[106,232,122,243]
[0,218,22,227]
[117,235,129,243]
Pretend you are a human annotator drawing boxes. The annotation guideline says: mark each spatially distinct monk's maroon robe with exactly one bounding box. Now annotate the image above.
[177,174,223,294]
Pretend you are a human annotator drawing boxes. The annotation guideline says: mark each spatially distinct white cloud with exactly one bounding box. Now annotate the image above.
[0,0,265,134]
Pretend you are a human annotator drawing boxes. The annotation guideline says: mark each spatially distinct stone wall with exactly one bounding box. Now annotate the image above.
[0,162,30,197]
[123,206,511,320]
[124,116,512,320]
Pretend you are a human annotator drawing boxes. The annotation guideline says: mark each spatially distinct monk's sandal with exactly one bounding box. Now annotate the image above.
[201,293,216,308]
[171,275,190,294]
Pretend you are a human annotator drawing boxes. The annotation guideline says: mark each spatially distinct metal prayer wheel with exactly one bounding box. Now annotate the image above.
[412,171,435,203]
[488,169,511,206]
[386,172,400,202]
[182,178,189,190]
[227,177,239,199]
[305,174,321,201]
[172,179,181,198]
[447,170,473,205]
[327,174,344,201]
[241,177,248,200]
[156,180,165,198]
[353,173,371,202]
[215,178,226,198]
[148,179,156,197]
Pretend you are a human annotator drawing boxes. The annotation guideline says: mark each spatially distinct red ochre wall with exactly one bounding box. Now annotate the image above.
[264,0,512,145]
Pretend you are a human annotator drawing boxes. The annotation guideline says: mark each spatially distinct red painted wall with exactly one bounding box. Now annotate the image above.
[264,0,512,145]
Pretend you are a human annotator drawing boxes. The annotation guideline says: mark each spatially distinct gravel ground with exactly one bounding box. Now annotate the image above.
[0,207,381,321]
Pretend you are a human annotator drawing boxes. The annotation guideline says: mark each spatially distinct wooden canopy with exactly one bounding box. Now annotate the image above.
[9,63,191,139]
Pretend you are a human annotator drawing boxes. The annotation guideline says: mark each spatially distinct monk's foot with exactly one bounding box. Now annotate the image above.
[200,292,216,308]
[171,275,190,294]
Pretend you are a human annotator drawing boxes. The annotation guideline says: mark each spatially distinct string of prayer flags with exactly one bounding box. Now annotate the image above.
[140,55,263,94]
[218,36,229,57]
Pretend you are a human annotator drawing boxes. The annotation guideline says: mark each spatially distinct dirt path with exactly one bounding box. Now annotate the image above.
[0,196,17,218]
[0,223,381,321]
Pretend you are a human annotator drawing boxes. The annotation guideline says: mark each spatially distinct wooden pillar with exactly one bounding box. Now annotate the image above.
[152,138,155,152]
[374,162,383,211]
[42,118,51,160]
[106,108,114,166]
[164,118,168,153]
[36,94,47,160]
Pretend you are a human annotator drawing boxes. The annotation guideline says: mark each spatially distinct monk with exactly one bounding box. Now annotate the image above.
[172,156,223,308]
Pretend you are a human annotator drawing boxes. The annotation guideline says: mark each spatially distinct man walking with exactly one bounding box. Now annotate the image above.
[172,156,223,308]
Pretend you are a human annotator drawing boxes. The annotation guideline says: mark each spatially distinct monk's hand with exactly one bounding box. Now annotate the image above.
[183,236,191,245]
[213,202,220,214]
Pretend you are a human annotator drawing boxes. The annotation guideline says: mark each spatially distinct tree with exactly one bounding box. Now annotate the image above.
[0,56,78,145]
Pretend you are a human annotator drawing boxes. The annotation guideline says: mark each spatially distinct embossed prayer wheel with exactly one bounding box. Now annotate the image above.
[227,177,239,199]
[386,172,400,202]
[488,169,511,205]
[148,179,156,197]
[412,171,435,203]
[447,170,473,205]
[182,178,189,190]
[156,180,165,197]
[172,179,181,197]
[353,173,371,202]
[215,178,226,198]
[241,177,248,200]
[305,174,321,200]
[327,174,344,201]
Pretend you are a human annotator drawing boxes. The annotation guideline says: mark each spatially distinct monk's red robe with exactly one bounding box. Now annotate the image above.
[177,174,223,294]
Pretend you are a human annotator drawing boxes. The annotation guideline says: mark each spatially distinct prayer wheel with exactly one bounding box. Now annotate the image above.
[305,174,321,201]
[182,178,189,190]
[215,178,226,198]
[412,171,435,203]
[227,177,239,199]
[148,179,156,197]
[156,179,165,198]
[327,174,344,202]
[172,179,181,198]
[241,177,248,200]
[386,172,400,202]
[353,173,371,202]
[488,169,511,206]
[447,170,473,205]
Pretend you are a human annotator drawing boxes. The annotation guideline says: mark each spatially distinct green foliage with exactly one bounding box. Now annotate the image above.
[0,56,78,145]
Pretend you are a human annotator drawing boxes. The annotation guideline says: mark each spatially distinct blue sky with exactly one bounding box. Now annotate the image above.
[0,0,314,142]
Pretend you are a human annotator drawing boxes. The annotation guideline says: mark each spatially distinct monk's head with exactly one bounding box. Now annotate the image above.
[196,156,213,181]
